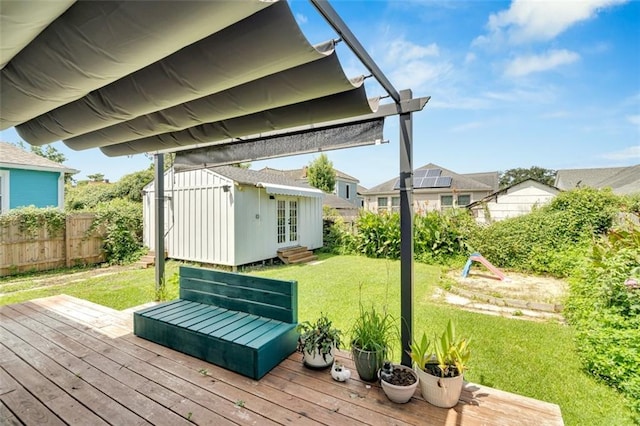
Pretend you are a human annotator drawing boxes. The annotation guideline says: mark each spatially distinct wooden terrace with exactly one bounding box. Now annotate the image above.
[0,295,563,425]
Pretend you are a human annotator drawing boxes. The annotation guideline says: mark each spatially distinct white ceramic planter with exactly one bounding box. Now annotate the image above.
[302,345,335,368]
[379,364,419,404]
[415,367,463,408]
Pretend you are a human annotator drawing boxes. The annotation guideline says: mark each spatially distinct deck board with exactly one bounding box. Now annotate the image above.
[0,296,564,425]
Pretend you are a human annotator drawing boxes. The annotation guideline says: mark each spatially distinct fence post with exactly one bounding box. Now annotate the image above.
[65,214,71,268]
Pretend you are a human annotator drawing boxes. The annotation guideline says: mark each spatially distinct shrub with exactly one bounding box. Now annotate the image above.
[355,210,400,259]
[469,188,624,277]
[414,208,476,265]
[565,216,640,420]
[0,206,66,238]
[90,199,144,264]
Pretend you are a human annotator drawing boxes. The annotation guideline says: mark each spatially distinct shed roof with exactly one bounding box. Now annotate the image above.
[0,141,78,173]
[258,166,360,183]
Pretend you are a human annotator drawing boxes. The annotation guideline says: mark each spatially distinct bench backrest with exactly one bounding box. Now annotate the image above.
[179,266,298,324]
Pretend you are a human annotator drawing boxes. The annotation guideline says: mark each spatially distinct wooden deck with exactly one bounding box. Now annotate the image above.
[0,295,564,425]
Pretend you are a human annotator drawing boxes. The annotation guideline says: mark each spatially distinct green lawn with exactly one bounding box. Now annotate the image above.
[0,254,634,425]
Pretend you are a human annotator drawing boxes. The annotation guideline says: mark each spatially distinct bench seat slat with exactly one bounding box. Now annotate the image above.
[177,306,228,328]
[157,303,210,323]
[137,299,190,317]
[187,309,235,332]
[199,311,249,335]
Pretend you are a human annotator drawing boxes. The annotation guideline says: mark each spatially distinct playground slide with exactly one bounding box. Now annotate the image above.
[461,252,506,281]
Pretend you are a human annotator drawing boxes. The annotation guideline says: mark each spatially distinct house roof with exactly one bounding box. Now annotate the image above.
[364,163,497,194]
[258,166,360,183]
[555,165,640,194]
[324,193,359,211]
[0,141,78,173]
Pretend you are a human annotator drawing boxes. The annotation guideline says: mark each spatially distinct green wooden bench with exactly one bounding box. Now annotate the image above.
[133,266,298,379]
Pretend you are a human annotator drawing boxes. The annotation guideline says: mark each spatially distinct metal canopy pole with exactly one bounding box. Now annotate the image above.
[398,89,414,366]
[311,0,416,366]
[154,153,165,295]
[309,0,400,104]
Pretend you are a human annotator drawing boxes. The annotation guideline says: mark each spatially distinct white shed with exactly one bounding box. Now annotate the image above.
[143,166,323,267]
[468,179,560,224]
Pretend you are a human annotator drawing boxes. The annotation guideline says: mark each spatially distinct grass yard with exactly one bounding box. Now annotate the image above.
[0,254,634,425]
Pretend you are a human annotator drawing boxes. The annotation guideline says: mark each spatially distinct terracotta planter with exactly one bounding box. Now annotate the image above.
[351,346,384,382]
[415,366,463,408]
[379,364,419,404]
[302,345,335,368]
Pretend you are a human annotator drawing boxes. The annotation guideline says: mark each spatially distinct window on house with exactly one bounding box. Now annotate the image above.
[457,194,471,206]
[391,196,400,211]
[441,195,453,208]
[378,197,388,210]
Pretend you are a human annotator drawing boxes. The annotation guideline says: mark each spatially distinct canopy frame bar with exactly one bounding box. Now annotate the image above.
[309,0,401,104]
[310,0,415,367]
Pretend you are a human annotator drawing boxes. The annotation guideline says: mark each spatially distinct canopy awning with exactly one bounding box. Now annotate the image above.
[2,0,387,158]
[256,183,324,198]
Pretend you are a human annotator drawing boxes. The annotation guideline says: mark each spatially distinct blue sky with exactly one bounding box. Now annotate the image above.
[1,0,638,189]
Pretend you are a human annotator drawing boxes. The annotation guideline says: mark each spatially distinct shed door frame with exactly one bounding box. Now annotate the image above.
[276,196,299,247]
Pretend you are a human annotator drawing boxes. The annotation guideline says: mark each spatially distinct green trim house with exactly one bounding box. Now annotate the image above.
[0,142,78,214]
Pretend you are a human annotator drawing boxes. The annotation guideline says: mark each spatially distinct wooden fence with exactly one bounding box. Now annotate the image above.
[0,213,105,277]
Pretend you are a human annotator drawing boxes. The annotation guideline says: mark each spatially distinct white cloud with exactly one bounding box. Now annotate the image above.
[295,13,308,24]
[464,52,476,64]
[385,39,439,63]
[601,146,640,160]
[476,0,628,45]
[375,37,449,92]
[452,121,486,132]
[504,49,580,77]
[627,115,640,126]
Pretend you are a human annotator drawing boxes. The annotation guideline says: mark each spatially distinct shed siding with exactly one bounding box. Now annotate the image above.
[144,168,323,267]
[144,169,235,266]
[0,168,60,209]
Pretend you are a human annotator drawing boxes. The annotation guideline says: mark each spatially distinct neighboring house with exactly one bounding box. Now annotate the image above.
[467,179,560,224]
[363,163,499,213]
[324,193,359,222]
[259,166,362,207]
[143,166,323,268]
[0,141,78,214]
[555,165,640,195]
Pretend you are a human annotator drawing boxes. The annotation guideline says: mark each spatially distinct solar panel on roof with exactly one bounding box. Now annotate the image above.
[414,169,428,178]
[434,176,452,187]
[426,169,441,177]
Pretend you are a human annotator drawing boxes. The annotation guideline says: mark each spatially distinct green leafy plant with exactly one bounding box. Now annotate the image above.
[409,320,471,378]
[350,305,397,362]
[296,313,342,362]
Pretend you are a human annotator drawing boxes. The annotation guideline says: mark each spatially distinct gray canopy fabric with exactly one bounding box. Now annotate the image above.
[2,0,381,159]
[1,1,272,129]
[173,118,384,170]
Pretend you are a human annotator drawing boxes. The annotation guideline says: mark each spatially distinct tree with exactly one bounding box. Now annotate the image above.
[499,166,556,188]
[307,153,336,193]
[30,144,66,163]
[87,173,105,182]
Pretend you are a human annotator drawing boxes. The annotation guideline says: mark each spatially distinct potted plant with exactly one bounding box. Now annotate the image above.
[379,360,419,403]
[350,305,397,382]
[408,320,471,408]
[297,313,342,368]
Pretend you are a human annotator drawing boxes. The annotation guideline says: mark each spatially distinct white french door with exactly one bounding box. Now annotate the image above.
[276,197,299,247]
